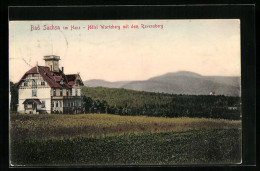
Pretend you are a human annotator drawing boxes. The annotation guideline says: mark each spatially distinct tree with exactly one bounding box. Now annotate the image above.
[10,81,18,111]
[82,96,94,113]
[82,96,111,114]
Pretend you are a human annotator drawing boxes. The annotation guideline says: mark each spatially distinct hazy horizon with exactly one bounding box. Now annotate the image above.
[83,70,241,83]
[9,69,241,83]
[9,20,241,82]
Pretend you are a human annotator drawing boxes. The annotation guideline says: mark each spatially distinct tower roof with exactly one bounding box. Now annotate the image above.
[43,55,60,61]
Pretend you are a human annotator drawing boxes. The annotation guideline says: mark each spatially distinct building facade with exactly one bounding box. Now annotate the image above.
[16,55,84,114]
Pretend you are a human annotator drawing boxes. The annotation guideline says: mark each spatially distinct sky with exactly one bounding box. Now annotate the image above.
[9,19,240,82]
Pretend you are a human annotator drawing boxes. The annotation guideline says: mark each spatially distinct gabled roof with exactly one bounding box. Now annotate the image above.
[66,74,84,86]
[16,66,82,88]
[66,74,78,86]
[23,99,41,104]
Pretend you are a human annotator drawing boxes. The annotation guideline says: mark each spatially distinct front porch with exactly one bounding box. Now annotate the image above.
[23,99,43,114]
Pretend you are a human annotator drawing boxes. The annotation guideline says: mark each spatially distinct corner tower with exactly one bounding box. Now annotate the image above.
[43,55,60,72]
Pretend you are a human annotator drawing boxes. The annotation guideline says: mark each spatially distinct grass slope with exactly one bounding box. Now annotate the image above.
[10,129,242,166]
[82,86,174,108]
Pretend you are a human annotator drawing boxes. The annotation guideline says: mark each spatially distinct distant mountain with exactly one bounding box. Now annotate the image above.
[84,71,241,96]
[84,79,131,88]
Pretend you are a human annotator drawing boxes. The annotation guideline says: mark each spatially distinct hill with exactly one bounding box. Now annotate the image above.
[81,86,241,120]
[83,79,130,88]
[84,71,240,96]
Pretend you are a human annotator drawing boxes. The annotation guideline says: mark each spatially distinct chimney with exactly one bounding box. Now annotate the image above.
[62,67,64,73]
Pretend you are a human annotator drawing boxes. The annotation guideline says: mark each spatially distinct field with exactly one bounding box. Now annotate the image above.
[10,113,241,140]
[10,113,242,165]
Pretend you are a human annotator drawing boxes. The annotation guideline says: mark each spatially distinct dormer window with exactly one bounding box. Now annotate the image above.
[24,82,28,86]
[60,80,64,85]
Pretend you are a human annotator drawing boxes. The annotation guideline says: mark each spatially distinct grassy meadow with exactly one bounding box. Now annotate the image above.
[10,113,241,140]
[10,129,242,166]
[10,113,242,165]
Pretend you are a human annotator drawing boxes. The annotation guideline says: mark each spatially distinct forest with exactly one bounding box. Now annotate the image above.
[81,87,241,120]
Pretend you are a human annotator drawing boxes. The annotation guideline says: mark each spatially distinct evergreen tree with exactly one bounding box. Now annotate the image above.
[10,81,18,112]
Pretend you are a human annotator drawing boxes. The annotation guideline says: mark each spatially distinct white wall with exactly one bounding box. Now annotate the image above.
[37,99,51,112]
[19,87,51,99]
[18,87,51,113]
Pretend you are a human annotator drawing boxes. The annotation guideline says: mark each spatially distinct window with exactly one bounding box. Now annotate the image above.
[32,90,37,97]
[32,80,37,86]
[75,88,77,96]
[56,101,58,107]
[51,101,54,107]
[24,82,28,86]
[60,80,64,85]
[60,101,62,107]
[60,89,63,96]
[41,80,45,85]
[53,88,56,96]
[66,89,69,96]
[42,101,45,108]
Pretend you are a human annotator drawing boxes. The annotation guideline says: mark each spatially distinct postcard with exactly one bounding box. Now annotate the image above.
[9,19,242,166]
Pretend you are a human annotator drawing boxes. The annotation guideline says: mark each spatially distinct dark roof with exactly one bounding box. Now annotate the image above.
[17,66,81,88]
[23,99,42,104]
[66,74,78,86]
